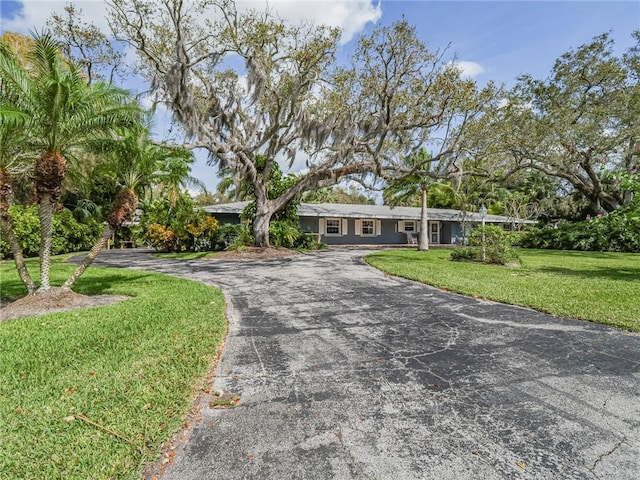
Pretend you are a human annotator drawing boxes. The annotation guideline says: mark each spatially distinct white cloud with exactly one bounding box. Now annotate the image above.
[3,0,111,34]
[249,0,382,44]
[451,61,487,79]
[4,1,381,44]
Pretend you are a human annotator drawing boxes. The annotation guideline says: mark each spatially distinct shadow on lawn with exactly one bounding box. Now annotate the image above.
[537,266,640,282]
[0,272,154,302]
[72,272,156,295]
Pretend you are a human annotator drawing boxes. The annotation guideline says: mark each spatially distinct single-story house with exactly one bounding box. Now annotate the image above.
[201,202,533,245]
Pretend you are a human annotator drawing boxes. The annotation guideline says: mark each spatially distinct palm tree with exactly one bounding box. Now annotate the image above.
[155,148,205,208]
[62,127,198,289]
[215,165,250,203]
[384,148,461,251]
[0,40,37,293]
[62,171,141,290]
[0,32,138,294]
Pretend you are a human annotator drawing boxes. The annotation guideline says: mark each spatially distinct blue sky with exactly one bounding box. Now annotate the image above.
[2,1,639,194]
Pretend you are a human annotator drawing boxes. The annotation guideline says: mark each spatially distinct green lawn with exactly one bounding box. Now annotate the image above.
[365,248,640,332]
[0,256,227,479]
[154,251,219,260]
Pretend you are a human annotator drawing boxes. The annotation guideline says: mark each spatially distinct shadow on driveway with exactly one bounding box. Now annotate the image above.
[84,248,640,480]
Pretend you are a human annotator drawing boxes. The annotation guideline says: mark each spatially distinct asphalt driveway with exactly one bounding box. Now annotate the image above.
[87,248,640,479]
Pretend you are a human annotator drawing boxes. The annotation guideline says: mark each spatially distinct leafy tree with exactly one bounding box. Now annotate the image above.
[47,3,124,84]
[0,32,138,294]
[490,32,639,215]
[109,1,490,247]
[303,184,375,205]
[1,31,34,67]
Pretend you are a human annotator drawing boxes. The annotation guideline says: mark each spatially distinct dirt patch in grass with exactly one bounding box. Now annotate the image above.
[212,247,300,261]
[0,288,129,321]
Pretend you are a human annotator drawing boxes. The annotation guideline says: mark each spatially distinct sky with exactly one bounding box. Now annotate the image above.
[2,0,639,195]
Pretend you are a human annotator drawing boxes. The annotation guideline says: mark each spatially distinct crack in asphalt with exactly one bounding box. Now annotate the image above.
[590,436,627,478]
[78,249,640,480]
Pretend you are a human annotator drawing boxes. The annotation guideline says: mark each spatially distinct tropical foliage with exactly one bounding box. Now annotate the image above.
[141,195,219,252]
[0,205,102,259]
[521,205,640,253]
[0,31,138,294]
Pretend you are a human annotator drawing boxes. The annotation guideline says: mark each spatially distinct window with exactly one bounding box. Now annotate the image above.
[404,221,415,232]
[326,218,341,235]
[361,220,375,235]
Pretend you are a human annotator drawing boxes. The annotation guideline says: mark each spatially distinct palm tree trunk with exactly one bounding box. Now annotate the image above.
[38,193,55,290]
[63,187,138,290]
[62,223,112,290]
[418,183,429,251]
[0,216,37,294]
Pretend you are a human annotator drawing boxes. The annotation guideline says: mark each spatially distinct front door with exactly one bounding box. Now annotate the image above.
[429,221,440,244]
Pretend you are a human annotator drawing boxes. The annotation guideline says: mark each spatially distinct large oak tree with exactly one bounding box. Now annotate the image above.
[109,0,491,246]
[490,32,639,215]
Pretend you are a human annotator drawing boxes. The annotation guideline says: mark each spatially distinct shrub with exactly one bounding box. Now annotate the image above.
[269,221,300,248]
[140,196,220,252]
[1,205,101,259]
[268,221,326,250]
[294,231,325,250]
[451,224,519,265]
[450,246,480,262]
[212,223,253,250]
[186,215,219,251]
[521,204,640,252]
[144,223,179,252]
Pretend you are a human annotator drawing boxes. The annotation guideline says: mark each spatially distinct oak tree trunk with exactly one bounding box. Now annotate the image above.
[253,210,272,247]
[252,184,272,248]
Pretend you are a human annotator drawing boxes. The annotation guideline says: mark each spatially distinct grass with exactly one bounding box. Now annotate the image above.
[0,255,227,479]
[365,248,640,332]
[153,251,219,260]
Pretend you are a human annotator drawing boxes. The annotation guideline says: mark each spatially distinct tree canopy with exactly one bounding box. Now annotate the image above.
[108,0,495,246]
[484,32,639,216]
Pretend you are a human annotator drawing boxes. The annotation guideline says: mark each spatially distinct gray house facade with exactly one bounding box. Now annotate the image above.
[202,202,530,245]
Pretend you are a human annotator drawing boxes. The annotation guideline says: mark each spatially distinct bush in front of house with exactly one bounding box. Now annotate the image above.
[269,220,325,250]
[520,204,640,252]
[212,223,253,250]
[450,224,519,265]
[141,196,219,252]
[0,205,102,259]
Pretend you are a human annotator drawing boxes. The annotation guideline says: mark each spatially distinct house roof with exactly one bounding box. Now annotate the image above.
[201,202,534,224]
